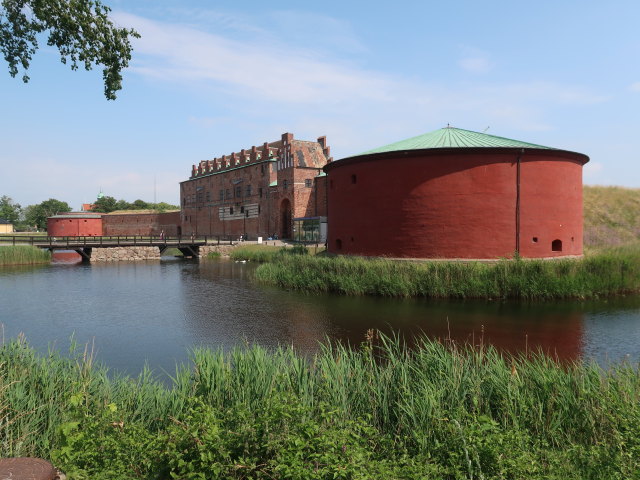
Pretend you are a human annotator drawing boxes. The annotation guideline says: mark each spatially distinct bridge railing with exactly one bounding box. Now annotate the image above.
[0,235,241,247]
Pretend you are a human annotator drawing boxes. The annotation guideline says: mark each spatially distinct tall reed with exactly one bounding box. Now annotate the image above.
[254,244,640,299]
[0,246,50,265]
[2,335,639,478]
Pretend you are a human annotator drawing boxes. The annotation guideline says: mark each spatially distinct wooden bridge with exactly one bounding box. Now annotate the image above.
[0,235,237,261]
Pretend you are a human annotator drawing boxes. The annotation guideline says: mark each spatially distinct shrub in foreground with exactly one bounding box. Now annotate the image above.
[1,335,639,478]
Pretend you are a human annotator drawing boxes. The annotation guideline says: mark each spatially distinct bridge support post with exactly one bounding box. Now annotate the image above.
[74,247,92,262]
[178,246,199,258]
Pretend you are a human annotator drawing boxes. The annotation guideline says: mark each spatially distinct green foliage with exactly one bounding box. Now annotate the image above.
[3,336,640,479]
[0,195,21,224]
[23,198,71,229]
[0,245,50,265]
[92,195,118,213]
[0,0,140,99]
[206,251,221,259]
[253,244,640,299]
[92,195,179,213]
[231,244,318,263]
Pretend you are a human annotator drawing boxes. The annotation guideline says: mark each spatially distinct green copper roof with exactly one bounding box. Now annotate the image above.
[359,127,554,155]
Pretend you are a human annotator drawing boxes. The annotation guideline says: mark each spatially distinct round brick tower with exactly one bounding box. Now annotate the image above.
[324,127,589,259]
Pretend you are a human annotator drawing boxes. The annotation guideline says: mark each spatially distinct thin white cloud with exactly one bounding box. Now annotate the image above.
[630,82,640,92]
[458,46,493,74]
[0,155,181,208]
[459,56,492,74]
[110,11,608,156]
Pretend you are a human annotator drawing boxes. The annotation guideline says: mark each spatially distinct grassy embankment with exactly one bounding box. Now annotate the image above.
[248,243,640,299]
[584,185,640,250]
[2,335,639,479]
[228,186,640,299]
[0,245,51,265]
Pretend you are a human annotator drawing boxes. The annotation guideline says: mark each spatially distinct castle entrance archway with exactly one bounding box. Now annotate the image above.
[280,199,292,239]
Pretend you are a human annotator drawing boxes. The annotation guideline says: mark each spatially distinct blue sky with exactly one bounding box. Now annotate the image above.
[1,0,639,209]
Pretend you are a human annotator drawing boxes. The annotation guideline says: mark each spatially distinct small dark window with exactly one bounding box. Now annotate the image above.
[335,238,342,250]
[305,179,312,187]
[235,186,242,198]
[532,237,538,243]
[258,205,261,214]
[245,185,252,196]
[351,174,357,184]
[283,179,288,190]
[230,207,234,215]
[240,206,245,214]
[219,190,224,201]
[259,187,263,198]
[552,239,562,252]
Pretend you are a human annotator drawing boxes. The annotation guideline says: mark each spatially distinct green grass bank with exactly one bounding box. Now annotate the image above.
[0,245,51,265]
[584,185,640,249]
[244,243,640,299]
[2,335,639,479]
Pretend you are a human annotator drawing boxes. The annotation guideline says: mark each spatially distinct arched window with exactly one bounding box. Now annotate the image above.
[552,239,562,252]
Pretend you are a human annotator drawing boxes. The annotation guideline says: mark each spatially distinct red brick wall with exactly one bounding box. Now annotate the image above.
[47,217,103,236]
[181,133,330,239]
[325,149,585,259]
[102,212,180,236]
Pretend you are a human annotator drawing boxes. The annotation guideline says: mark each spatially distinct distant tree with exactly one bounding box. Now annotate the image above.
[92,195,118,213]
[114,199,131,211]
[0,0,140,100]
[150,202,179,212]
[131,199,149,209]
[92,196,178,213]
[24,198,71,229]
[0,195,21,224]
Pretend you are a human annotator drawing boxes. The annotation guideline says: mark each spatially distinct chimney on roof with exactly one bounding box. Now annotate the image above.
[317,136,326,149]
[251,145,258,161]
[281,132,293,145]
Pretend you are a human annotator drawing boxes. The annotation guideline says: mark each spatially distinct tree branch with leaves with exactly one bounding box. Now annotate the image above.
[0,0,140,99]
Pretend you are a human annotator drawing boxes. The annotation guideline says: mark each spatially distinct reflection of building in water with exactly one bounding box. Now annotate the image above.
[307,297,585,362]
[179,262,334,354]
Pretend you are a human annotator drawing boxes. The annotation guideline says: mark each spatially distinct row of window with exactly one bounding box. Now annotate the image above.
[226,205,261,216]
[184,178,314,205]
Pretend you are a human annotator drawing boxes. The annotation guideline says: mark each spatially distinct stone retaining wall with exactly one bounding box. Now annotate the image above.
[90,246,161,262]
[199,245,237,257]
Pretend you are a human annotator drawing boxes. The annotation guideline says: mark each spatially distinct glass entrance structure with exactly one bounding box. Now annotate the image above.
[292,216,327,243]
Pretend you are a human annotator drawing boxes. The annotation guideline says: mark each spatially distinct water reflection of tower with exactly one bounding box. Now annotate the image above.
[179,261,333,355]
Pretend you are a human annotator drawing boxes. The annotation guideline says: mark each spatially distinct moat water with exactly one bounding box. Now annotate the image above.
[1,255,639,376]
